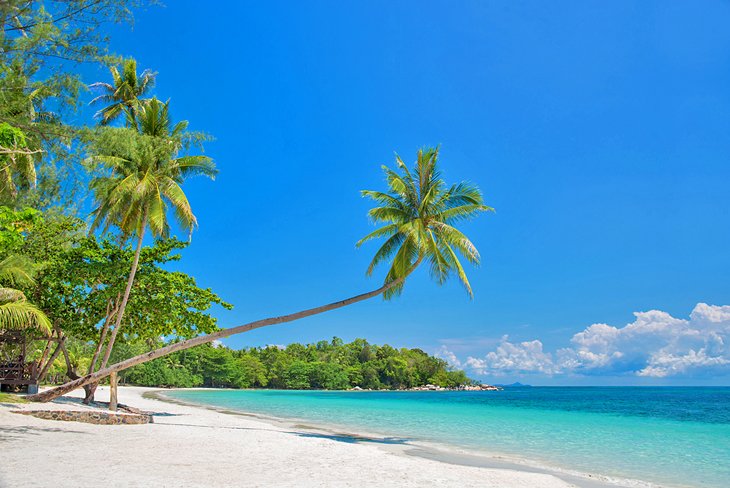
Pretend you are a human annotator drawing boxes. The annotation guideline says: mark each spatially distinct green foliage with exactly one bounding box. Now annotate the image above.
[1,1,145,208]
[0,122,28,147]
[0,122,38,201]
[358,147,493,298]
[0,206,51,334]
[22,224,231,343]
[0,205,41,252]
[0,208,229,351]
[115,337,472,390]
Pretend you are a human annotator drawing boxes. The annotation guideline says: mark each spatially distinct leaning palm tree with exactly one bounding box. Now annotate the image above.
[80,98,217,400]
[0,255,51,335]
[89,58,156,126]
[28,147,492,402]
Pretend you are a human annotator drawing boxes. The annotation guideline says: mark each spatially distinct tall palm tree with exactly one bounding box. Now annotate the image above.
[89,58,156,126]
[29,147,492,402]
[0,255,51,334]
[85,98,217,383]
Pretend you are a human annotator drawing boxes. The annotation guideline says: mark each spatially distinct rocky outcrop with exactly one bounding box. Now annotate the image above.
[409,383,503,391]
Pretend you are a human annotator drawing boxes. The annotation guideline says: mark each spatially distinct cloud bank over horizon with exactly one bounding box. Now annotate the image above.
[438,303,730,380]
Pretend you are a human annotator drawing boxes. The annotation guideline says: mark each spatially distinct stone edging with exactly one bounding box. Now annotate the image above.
[12,409,152,425]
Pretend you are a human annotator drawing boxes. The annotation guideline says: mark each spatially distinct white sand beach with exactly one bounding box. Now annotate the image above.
[0,386,583,488]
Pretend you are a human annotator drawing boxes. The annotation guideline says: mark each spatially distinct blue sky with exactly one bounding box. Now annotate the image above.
[90,1,730,384]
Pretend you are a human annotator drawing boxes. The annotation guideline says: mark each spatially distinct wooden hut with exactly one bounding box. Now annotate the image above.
[0,329,40,393]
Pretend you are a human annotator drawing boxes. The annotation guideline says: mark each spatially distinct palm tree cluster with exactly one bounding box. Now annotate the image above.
[74,60,217,401]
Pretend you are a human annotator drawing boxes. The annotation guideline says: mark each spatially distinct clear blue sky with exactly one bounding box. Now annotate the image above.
[92,1,730,385]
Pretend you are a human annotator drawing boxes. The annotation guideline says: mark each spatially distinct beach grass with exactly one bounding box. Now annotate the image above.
[0,392,29,403]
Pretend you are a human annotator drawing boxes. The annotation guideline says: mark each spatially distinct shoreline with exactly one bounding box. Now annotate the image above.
[1,386,663,488]
[152,388,658,488]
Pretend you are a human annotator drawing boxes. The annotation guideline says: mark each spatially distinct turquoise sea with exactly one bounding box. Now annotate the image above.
[166,387,730,488]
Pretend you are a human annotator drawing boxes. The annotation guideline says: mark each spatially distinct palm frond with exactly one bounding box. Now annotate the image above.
[356,224,398,248]
[442,242,474,298]
[365,232,404,276]
[0,294,51,334]
[0,255,36,286]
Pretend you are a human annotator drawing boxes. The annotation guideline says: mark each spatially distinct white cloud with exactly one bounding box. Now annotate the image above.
[454,303,730,379]
[435,345,462,368]
[464,335,558,376]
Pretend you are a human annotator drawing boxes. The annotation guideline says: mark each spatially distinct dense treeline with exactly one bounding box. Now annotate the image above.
[116,338,472,390]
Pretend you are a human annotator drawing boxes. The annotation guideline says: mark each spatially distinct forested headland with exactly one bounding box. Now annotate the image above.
[49,337,472,390]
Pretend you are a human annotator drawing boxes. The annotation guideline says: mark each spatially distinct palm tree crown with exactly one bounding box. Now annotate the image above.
[357,147,492,299]
[90,58,156,126]
[89,98,217,239]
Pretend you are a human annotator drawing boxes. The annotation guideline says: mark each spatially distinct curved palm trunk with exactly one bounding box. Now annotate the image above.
[83,223,146,403]
[28,259,422,403]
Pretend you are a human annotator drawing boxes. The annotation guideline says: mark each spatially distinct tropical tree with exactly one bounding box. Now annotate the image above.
[29,147,492,402]
[79,98,216,400]
[1,2,143,209]
[89,58,156,126]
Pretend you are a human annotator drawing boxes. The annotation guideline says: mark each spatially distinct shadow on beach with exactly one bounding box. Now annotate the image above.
[151,419,410,445]
[0,425,88,442]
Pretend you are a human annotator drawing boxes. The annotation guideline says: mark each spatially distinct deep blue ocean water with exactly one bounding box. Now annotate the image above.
[166,387,730,488]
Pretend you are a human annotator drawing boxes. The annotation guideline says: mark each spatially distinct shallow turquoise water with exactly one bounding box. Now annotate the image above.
[166,387,730,488]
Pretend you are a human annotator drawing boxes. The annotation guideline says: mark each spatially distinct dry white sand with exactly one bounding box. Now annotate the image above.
[0,386,578,488]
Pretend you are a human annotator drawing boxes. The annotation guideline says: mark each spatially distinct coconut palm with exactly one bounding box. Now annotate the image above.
[89,58,156,126]
[29,147,491,402]
[0,255,51,334]
[357,147,491,299]
[83,98,217,391]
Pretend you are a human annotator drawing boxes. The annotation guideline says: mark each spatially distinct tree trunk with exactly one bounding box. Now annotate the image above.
[27,258,422,403]
[89,299,118,374]
[109,371,118,411]
[82,299,119,404]
[37,334,54,375]
[59,341,80,381]
[38,334,66,380]
[84,223,146,404]
[100,226,146,369]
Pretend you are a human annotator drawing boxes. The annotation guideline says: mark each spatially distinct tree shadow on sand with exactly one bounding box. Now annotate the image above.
[0,425,88,443]
[153,421,410,445]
